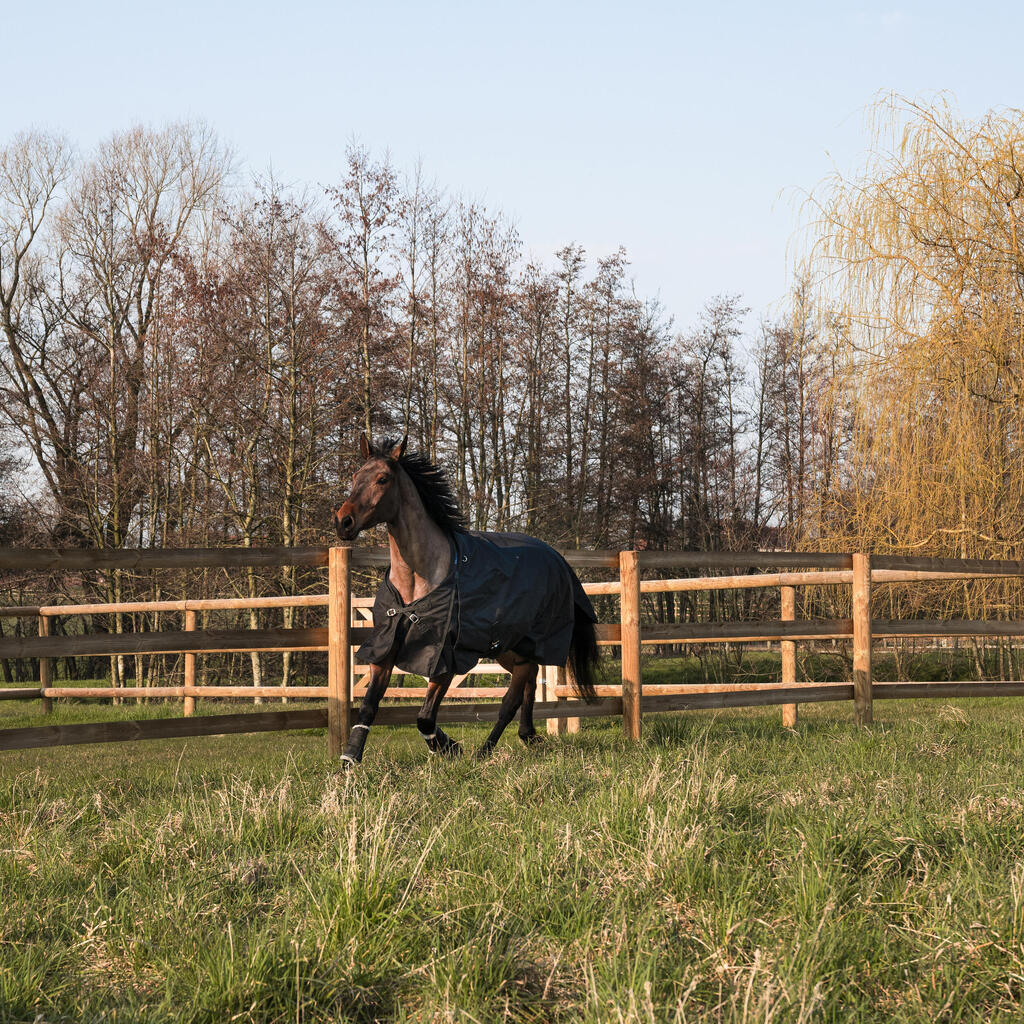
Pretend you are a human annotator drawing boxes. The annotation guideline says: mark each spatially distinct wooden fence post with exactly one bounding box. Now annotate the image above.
[39,614,52,714]
[543,664,579,736]
[619,550,642,740]
[852,552,873,725]
[544,665,563,736]
[562,664,579,734]
[183,609,196,717]
[780,585,797,727]
[328,546,352,757]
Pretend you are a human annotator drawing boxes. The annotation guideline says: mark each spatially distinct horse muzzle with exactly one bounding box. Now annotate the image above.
[334,509,359,541]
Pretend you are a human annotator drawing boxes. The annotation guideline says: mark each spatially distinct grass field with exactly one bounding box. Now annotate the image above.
[3,693,1024,1023]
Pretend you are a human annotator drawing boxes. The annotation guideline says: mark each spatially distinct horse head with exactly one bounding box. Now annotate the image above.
[334,434,407,540]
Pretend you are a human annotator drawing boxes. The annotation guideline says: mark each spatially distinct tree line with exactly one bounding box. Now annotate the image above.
[0,125,823,562]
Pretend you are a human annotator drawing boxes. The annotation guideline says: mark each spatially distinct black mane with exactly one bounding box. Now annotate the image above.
[370,438,468,536]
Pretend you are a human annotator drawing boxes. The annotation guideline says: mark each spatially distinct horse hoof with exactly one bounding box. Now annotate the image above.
[519,732,544,747]
[338,753,360,771]
[474,745,493,761]
[439,741,463,760]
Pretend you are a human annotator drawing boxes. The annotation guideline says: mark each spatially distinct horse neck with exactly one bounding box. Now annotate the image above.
[386,470,452,602]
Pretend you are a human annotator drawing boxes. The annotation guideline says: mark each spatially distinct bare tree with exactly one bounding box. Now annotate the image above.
[324,145,400,440]
[0,131,74,531]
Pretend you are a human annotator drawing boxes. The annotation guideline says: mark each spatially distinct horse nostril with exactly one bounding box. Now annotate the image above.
[338,514,354,533]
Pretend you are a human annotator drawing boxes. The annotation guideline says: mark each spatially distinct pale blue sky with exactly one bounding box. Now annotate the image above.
[4,0,1021,332]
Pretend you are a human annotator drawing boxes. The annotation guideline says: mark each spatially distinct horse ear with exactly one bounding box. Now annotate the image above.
[390,435,408,461]
[359,434,371,459]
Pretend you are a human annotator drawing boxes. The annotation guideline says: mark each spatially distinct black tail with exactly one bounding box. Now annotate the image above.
[567,605,600,703]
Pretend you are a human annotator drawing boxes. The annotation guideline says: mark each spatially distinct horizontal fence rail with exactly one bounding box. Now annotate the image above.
[5,545,1024,752]
[0,546,336,570]
[871,555,1024,573]
[0,545,626,572]
[634,551,855,570]
[0,627,340,659]
[33,594,331,616]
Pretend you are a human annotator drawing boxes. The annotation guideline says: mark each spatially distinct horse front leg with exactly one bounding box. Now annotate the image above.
[417,674,462,757]
[340,659,394,767]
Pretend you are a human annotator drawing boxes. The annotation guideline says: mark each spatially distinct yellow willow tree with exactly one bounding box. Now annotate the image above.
[800,94,1024,626]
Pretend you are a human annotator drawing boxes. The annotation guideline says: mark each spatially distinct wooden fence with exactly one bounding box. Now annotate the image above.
[3,545,1024,752]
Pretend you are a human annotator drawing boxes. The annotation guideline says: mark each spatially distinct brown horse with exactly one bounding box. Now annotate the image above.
[333,434,599,765]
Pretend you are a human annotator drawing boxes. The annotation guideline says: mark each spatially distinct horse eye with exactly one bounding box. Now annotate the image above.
[377,475,390,485]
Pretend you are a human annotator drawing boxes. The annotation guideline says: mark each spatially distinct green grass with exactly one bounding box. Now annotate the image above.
[3,695,1024,1022]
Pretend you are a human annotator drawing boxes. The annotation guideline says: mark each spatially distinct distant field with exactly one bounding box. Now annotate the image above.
[2,643,1009,701]
[3,695,1024,1023]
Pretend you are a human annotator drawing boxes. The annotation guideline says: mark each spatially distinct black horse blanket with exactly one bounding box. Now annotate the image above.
[356,531,597,678]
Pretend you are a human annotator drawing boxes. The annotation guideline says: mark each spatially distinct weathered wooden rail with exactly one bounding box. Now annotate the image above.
[3,545,1024,752]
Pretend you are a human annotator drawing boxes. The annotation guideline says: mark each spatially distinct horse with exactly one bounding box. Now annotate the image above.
[333,434,599,765]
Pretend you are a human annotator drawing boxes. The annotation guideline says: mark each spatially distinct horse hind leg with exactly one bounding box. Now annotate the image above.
[517,662,543,746]
[477,656,535,757]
